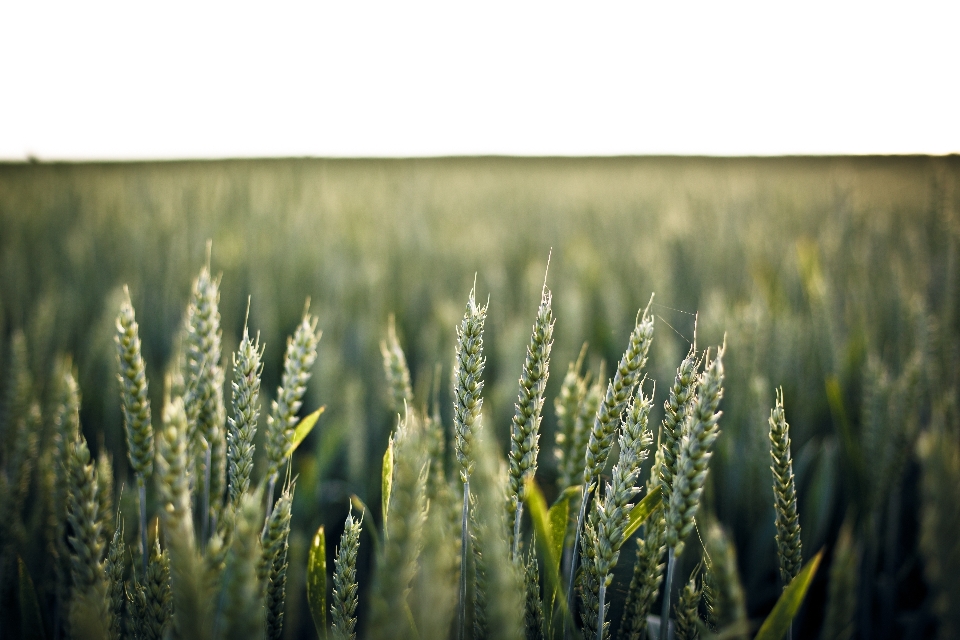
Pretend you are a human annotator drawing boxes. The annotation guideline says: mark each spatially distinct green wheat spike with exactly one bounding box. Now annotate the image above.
[553,346,588,490]
[769,388,802,585]
[381,313,414,415]
[507,283,554,557]
[262,484,295,640]
[130,530,172,640]
[674,565,702,640]
[331,506,362,640]
[104,518,125,640]
[264,310,320,483]
[227,322,264,506]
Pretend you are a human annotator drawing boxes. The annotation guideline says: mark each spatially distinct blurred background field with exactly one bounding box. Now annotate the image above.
[1,155,958,638]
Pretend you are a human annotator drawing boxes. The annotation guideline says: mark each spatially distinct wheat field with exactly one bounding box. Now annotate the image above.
[0,155,958,639]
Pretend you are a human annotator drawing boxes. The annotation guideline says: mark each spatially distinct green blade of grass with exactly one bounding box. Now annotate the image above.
[754,549,823,640]
[524,477,576,634]
[619,485,662,548]
[307,525,328,640]
[548,485,580,573]
[291,406,326,455]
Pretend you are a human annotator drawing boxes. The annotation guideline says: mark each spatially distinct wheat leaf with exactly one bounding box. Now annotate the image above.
[753,549,823,640]
[18,556,46,640]
[307,525,328,640]
[620,485,662,546]
[291,406,326,455]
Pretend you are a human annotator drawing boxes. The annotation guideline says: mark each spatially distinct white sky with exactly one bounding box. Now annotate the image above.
[2,1,958,160]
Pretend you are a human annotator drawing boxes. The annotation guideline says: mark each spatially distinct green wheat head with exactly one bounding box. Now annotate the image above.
[594,389,654,580]
[381,313,414,415]
[553,348,588,490]
[659,347,699,499]
[115,286,154,480]
[454,284,488,484]
[769,387,802,585]
[130,530,172,640]
[674,565,702,640]
[262,484,295,640]
[227,323,264,505]
[105,519,125,640]
[666,346,724,555]
[331,506,362,640]
[582,309,654,489]
[265,310,320,479]
[507,284,554,551]
[219,489,265,639]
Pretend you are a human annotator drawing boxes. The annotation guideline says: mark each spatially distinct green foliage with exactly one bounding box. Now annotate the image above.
[307,525,328,640]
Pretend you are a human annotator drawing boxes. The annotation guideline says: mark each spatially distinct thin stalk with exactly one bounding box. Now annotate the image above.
[513,503,524,560]
[597,583,607,640]
[660,548,676,640]
[565,484,590,638]
[458,480,470,640]
[139,477,148,574]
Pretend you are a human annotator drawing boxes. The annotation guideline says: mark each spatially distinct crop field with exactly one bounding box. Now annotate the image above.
[0,155,958,639]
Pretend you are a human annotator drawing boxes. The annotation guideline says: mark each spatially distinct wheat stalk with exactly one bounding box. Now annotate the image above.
[508,283,554,557]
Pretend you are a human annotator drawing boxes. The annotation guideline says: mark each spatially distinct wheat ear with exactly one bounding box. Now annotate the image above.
[331,506,362,640]
[674,565,702,640]
[568,304,654,632]
[105,518,126,640]
[262,483,295,640]
[264,309,320,511]
[507,283,554,557]
[453,283,488,640]
[381,313,414,414]
[553,346,588,490]
[770,388,802,586]
[227,319,264,506]
[130,528,172,640]
[116,286,155,571]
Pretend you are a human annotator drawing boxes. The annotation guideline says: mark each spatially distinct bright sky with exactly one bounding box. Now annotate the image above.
[2,2,958,160]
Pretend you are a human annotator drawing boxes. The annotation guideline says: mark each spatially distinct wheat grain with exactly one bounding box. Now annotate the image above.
[769,388,802,585]
[331,506,362,640]
[227,322,264,506]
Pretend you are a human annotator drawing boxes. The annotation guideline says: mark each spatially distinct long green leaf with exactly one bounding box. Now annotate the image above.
[291,406,326,454]
[381,439,394,534]
[547,486,579,576]
[18,556,46,640]
[307,525,327,639]
[524,477,575,633]
[619,485,662,547]
[754,550,823,640]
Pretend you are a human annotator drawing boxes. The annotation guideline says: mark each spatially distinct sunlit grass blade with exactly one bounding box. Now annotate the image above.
[307,525,328,640]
